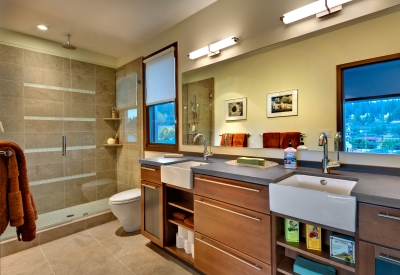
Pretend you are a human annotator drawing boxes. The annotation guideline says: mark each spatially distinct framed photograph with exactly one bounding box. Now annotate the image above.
[225,97,247,121]
[267,89,298,118]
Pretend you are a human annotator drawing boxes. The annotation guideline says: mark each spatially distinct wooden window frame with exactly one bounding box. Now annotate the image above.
[143,42,179,153]
[336,52,400,151]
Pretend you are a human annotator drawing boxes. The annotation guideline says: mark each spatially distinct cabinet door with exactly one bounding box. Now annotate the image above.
[141,180,164,247]
[195,195,271,264]
[194,232,271,275]
[359,241,400,275]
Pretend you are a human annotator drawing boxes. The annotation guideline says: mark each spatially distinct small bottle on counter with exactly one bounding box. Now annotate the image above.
[284,139,297,169]
[115,133,119,144]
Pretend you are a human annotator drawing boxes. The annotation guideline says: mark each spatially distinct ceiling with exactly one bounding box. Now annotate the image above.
[0,0,217,57]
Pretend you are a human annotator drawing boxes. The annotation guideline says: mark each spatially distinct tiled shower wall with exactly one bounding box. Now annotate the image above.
[115,57,144,192]
[0,43,118,215]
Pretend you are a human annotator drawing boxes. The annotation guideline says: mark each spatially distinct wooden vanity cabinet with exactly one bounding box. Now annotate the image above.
[358,202,400,274]
[194,174,272,274]
[141,165,164,247]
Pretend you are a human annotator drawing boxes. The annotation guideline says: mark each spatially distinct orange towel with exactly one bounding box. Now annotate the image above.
[184,216,194,227]
[220,134,233,147]
[262,133,280,148]
[172,212,188,221]
[220,134,226,146]
[0,142,38,242]
[0,155,8,235]
[232,133,248,147]
[280,132,301,149]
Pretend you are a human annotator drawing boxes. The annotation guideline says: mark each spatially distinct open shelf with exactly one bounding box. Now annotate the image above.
[168,200,194,213]
[277,256,296,275]
[277,235,355,273]
[103,144,122,147]
[168,219,194,232]
[164,245,194,265]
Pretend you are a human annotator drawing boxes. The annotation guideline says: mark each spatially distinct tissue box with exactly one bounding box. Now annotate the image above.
[284,219,299,242]
[306,224,322,251]
[330,233,355,264]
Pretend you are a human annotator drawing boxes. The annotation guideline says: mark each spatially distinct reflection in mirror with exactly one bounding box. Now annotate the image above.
[182,78,214,146]
[182,10,400,153]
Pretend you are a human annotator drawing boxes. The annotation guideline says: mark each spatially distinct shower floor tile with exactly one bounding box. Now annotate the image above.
[0,221,200,275]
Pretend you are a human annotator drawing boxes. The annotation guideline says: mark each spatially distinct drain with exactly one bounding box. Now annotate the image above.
[66,214,74,218]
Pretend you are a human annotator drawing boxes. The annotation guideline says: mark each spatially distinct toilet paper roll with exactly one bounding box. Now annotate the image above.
[191,242,195,259]
[176,233,184,248]
[184,239,192,254]
[188,231,194,243]
[178,226,188,239]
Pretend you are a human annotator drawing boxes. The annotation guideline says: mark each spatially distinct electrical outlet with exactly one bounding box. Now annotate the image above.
[318,129,332,138]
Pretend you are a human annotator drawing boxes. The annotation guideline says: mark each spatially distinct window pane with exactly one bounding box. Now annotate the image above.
[149,102,176,144]
[344,97,400,154]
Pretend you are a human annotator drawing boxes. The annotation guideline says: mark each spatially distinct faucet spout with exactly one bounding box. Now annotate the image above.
[193,134,213,160]
[318,132,342,174]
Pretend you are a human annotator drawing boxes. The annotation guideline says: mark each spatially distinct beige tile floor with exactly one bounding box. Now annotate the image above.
[0,220,200,275]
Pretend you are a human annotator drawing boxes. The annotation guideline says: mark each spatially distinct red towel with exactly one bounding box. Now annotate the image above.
[220,134,226,146]
[262,133,280,148]
[280,132,301,149]
[232,133,248,147]
[220,134,233,147]
[184,216,194,227]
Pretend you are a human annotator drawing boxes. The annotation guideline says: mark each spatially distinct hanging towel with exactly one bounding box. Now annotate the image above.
[232,133,248,147]
[220,134,227,146]
[262,133,280,148]
[221,133,233,146]
[280,132,301,149]
[0,155,8,235]
[0,141,38,242]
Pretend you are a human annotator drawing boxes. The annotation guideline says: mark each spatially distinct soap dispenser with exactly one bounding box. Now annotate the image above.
[284,139,297,169]
[297,138,308,150]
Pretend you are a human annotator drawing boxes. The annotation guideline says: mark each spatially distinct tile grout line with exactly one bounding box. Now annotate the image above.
[85,230,136,275]
[39,246,56,275]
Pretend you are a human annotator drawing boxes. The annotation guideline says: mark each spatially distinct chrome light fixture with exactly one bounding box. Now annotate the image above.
[188,36,239,59]
[281,0,352,24]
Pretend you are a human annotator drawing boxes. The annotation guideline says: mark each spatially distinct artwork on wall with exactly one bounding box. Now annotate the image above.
[225,97,247,121]
[267,89,298,118]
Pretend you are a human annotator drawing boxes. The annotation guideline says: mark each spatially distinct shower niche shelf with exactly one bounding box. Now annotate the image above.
[103,118,121,127]
[103,144,122,147]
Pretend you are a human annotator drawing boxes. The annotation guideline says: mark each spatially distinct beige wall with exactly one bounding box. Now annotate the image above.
[183,9,400,151]
[0,28,117,68]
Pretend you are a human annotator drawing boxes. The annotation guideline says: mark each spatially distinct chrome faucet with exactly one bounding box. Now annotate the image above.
[193,134,213,161]
[318,132,342,174]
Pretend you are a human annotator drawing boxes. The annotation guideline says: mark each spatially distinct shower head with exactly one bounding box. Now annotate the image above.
[62,34,77,50]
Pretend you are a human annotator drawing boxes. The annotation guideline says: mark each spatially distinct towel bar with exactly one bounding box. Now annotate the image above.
[0,150,12,157]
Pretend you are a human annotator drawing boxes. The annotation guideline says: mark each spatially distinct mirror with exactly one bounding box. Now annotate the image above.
[182,9,400,152]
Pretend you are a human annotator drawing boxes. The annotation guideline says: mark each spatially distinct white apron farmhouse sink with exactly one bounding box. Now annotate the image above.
[269,174,358,232]
[161,161,208,189]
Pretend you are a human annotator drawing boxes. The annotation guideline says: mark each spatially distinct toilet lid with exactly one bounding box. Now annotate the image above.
[109,189,141,205]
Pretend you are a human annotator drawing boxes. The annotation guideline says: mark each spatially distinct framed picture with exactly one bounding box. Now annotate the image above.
[267,89,298,118]
[225,97,247,121]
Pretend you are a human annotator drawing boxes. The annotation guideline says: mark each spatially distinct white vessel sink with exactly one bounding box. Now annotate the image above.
[270,174,358,232]
[161,161,208,189]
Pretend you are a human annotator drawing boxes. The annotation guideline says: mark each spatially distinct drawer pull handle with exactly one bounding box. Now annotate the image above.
[378,213,400,221]
[141,167,156,171]
[379,255,400,265]
[195,200,261,222]
[196,237,262,271]
[194,177,260,193]
[142,184,158,189]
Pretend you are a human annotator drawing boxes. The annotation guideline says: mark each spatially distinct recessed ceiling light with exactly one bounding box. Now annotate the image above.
[37,25,48,30]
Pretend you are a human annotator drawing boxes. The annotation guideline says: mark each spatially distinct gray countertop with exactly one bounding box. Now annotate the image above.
[139,156,400,209]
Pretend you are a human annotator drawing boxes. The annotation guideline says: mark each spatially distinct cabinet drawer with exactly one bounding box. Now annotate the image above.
[194,232,271,275]
[359,203,400,250]
[141,165,161,184]
[359,241,400,275]
[195,195,271,264]
[194,174,270,214]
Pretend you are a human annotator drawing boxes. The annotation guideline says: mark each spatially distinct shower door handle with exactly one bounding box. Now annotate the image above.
[62,136,66,156]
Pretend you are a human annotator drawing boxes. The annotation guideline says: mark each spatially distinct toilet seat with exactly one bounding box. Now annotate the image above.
[109,189,141,205]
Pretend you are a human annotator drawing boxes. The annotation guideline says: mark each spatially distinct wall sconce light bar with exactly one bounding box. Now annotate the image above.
[188,36,239,59]
[281,0,352,24]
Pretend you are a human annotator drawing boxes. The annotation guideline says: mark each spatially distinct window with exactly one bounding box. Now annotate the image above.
[337,53,400,155]
[143,42,178,152]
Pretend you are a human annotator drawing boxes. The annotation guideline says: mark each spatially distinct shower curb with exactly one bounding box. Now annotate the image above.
[0,210,116,258]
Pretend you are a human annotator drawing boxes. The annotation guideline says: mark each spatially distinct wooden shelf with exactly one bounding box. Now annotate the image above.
[277,257,296,275]
[277,235,355,273]
[168,200,194,213]
[165,183,193,193]
[103,144,122,147]
[164,245,194,265]
[168,219,194,232]
[103,118,121,120]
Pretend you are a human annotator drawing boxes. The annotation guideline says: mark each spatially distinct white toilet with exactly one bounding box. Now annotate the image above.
[109,189,141,232]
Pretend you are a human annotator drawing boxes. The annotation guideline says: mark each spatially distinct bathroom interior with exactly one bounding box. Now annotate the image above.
[1,0,400,274]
